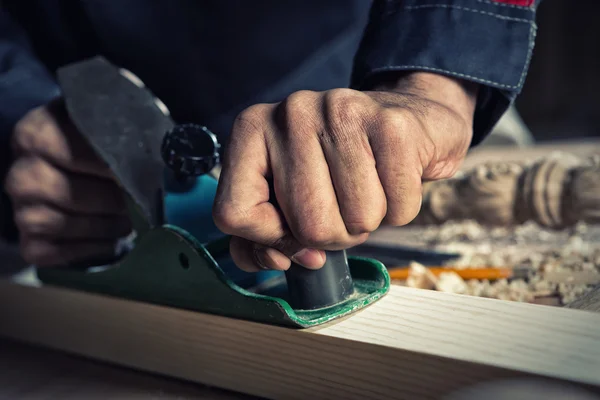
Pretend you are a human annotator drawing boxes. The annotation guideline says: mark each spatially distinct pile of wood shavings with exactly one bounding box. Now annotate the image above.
[398,220,600,305]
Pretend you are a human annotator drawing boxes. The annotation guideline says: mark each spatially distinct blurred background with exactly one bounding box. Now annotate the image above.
[490,0,599,145]
[1,2,599,398]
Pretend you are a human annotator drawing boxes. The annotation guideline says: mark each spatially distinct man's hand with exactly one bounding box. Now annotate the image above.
[214,72,478,272]
[4,100,131,266]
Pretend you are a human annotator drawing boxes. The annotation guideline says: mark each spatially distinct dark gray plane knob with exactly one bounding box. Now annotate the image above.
[161,123,221,178]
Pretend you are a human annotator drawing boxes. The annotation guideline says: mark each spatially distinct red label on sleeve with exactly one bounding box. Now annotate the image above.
[491,0,533,5]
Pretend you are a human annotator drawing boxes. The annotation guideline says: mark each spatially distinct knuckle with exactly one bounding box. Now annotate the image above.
[372,109,421,156]
[4,158,35,198]
[232,104,268,136]
[12,106,52,153]
[386,201,422,227]
[29,157,55,184]
[377,109,413,138]
[12,120,35,153]
[324,89,364,129]
[4,166,21,198]
[282,90,314,118]
[294,221,340,247]
[344,218,381,236]
[342,197,387,235]
[350,232,370,247]
[385,213,411,227]
[6,157,61,200]
[212,201,252,234]
[284,90,314,108]
[278,91,318,139]
[325,88,360,111]
[15,206,57,235]
[321,90,368,147]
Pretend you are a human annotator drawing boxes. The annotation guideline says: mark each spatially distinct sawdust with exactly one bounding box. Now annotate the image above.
[405,262,437,290]
[395,221,600,306]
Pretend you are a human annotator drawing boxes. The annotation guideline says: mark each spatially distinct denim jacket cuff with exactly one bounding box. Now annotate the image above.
[351,0,541,146]
[0,65,60,171]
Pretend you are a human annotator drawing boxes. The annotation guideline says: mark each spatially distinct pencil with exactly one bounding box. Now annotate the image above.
[388,266,520,281]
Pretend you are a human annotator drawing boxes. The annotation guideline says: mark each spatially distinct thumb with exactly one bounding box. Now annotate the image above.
[229,235,325,273]
[215,200,326,272]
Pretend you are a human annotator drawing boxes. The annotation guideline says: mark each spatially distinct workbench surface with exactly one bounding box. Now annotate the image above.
[0,338,254,399]
[1,140,599,398]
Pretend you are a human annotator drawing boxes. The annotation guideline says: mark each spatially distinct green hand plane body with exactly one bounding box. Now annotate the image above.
[36,56,390,328]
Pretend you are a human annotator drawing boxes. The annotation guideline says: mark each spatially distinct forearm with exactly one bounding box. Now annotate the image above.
[352,0,544,146]
[369,71,479,126]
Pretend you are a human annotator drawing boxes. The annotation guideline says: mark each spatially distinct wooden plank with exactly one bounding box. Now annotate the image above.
[0,338,253,399]
[1,279,599,399]
[567,285,600,313]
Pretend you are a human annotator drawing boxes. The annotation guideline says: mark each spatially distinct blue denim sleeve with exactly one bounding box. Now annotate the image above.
[0,10,61,167]
[0,10,60,240]
[351,0,543,146]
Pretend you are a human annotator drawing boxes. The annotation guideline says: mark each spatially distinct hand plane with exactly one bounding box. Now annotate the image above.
[36,56,390,328]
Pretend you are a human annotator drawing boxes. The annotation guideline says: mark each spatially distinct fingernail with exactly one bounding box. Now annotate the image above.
[290,248,325,269]
[254,246,291,271]
[253,246,270,270]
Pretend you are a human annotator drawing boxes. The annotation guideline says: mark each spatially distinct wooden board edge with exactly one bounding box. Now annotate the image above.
[1,279,599,399]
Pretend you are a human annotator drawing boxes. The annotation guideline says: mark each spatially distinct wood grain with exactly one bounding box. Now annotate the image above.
[567,286,600,312]
[1,280,599,400]
[2,142,600,399]
[0,338,254,399]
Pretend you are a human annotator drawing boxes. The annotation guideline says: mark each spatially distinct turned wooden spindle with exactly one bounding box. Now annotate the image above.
[414,152,600,229]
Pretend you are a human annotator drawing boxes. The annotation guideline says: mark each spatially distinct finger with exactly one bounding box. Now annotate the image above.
[229,236,291,272]
[213,104,325,269]
[19,236,117,267]
[320,90,387,235]
[5,157,128,215]
[12,100,113,178]
[14,204,132,240]
[271,92,369,250]
[370,111,424,226]
[216,187,326,269]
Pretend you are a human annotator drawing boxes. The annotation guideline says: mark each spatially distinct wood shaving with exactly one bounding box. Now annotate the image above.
[396,220,600,306]
[435,272,468,294]
[405,262,437,290]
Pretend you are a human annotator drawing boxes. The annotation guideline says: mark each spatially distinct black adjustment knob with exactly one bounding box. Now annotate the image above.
[161,123,221,178]
[267,180,355,310]
[285,250,354,310]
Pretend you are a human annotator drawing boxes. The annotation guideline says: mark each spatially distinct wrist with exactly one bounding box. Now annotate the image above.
[369,71,479,125]
[364,71,478,179]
